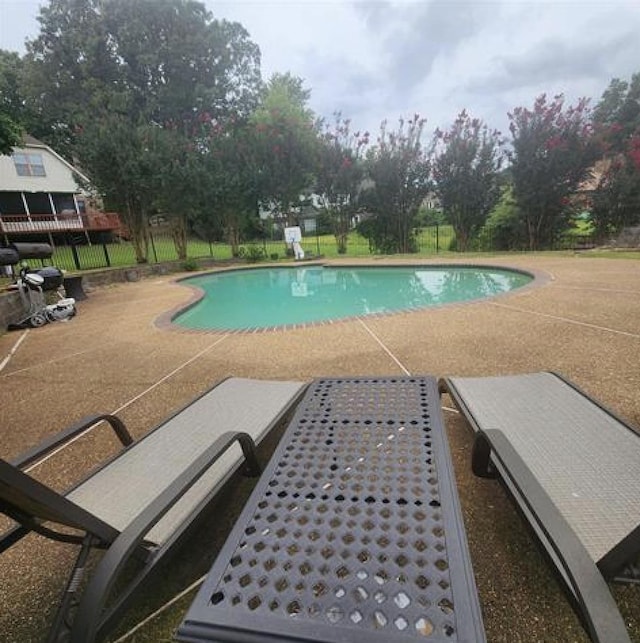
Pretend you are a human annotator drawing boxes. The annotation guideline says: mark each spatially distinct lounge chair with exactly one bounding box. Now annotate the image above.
[0,377,307,643]
[439,371,640,643]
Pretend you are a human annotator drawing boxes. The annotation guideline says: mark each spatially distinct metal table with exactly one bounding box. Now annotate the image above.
[177,376,485,642]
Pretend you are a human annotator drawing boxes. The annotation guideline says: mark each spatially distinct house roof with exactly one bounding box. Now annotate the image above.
[0,134,94,192]
[578,158,611,193]
[22,134,48,147]
[12,134,93,187]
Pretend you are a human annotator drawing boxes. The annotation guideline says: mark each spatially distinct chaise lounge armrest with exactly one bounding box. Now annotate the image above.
[472,428,631,643]
[69,430,262,643]
[11,414,134,470]
[1,415,134,553]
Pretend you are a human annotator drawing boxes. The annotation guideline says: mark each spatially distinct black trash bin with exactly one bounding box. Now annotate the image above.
[62,275,87,300]
[33,267,64,291]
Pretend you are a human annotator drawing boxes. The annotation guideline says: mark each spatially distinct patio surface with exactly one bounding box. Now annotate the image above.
[1,254,639,642]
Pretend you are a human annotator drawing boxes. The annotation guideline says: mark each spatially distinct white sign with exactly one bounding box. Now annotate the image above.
[284,226,302,244]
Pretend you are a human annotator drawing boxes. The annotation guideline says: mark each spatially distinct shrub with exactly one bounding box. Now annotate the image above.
[181,257,199,271]
[241,245,267,263]
[477,187,527,251]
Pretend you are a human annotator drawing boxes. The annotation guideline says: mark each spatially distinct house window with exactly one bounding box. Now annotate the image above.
[0,191,27,215]
[25,193,53,214]
[52,193,77,214]
[12,153,46,177]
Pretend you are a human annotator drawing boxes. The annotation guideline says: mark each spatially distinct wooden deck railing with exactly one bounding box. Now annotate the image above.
[0,212,121,234]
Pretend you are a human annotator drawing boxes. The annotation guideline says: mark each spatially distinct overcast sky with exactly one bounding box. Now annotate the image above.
[1,0,639,138]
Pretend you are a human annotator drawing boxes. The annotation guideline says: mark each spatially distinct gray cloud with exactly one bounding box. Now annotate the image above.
[355,1,494,93]
[353,0,392,30]
[467,29,640,95]
[301,51,389,130]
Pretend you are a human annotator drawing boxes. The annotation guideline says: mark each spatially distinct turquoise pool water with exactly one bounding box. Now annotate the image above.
[174,265,532,331]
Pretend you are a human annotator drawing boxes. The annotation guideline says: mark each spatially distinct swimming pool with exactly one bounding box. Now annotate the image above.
[172,265,533,331]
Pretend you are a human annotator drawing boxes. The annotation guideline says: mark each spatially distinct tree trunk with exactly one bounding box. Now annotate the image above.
[226,221,241,257]
[170,215,188,261]
[456,229,469,252]
[333,210,349,254]
[526,216,537,251]
[126,199,149,263]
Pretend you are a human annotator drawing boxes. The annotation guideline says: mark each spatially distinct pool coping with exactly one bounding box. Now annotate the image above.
[154,261,552,335]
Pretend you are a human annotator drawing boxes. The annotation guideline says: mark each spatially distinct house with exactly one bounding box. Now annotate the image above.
[259,192,323,235]
[422,191,442,211]
[0,135,121,245]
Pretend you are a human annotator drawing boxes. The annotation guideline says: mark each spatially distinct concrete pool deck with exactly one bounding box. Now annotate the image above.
[0,253,639,642]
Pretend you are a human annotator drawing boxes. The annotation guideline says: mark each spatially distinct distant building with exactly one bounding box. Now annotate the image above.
[0,135,122,245]
[259,192,323,235]
[422,192,442,211]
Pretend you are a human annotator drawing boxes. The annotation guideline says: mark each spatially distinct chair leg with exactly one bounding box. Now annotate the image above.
[614,559,640,585]
[46,535,98,643]
[471,431,498,479]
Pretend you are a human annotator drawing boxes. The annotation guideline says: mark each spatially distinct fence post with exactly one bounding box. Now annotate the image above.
[436,225,439,253]
[102,243,111,267]
[70,242,81,270]
[149,230,158,263]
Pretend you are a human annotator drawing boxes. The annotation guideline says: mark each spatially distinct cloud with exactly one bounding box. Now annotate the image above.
[354,0,393,30]
[393,4,492,92]
[467,30,640,95]
[303,53,385,125]
[352,1,493,94]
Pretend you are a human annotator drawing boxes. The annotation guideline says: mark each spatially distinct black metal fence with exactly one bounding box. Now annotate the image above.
[4,225,598,274]
[34,227,459,272]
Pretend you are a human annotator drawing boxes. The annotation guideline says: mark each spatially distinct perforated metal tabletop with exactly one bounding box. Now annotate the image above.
[177,376,485,643]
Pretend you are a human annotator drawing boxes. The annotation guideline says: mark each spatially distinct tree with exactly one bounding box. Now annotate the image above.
[0,50,26,154]
[250,73,319,227]
[23,0,262,257]
[592,74,640,155]
[316,114,368,253]
[508,94,600,250]
[24,0,262,142]
[431,110,503,251]
[100,0,261,125]
[478,186,527,250]
[591,73,640,236]
[360,115,431,254]
[590,142,640,237]
[201,120,262,256]
[22,0,116,157]
[0,113,22,156]
[75,116,159,262]
[148,126,205,261]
